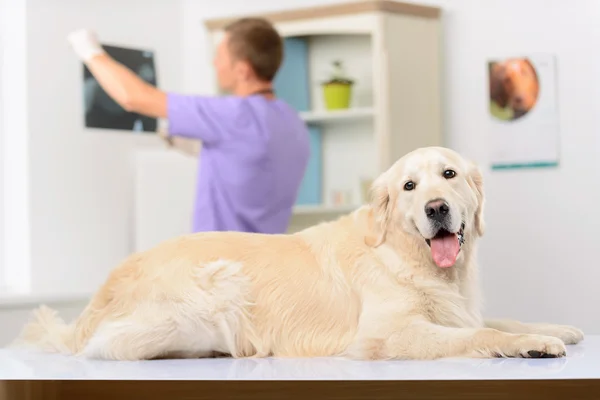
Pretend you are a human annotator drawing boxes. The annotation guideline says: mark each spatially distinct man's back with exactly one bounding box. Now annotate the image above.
[189,95,310,233]
[66,18,305,235]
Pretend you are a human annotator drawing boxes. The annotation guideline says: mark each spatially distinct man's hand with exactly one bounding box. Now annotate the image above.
[67,29,168,119]
[67,29,105,62]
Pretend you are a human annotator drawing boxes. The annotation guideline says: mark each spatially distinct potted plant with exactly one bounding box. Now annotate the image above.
[322,60,354,110]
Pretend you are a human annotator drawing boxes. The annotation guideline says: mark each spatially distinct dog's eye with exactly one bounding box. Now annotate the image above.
[403,181,415,191]
[443,169,456,179]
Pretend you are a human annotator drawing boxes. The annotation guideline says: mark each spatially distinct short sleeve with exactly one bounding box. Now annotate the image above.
[166,93,248,145]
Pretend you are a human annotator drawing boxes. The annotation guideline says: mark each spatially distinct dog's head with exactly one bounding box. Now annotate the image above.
[365,147,484,269]
[489,58,539,118]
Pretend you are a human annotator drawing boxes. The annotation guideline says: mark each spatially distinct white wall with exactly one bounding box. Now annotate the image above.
[133,149,197,252]
[21,0,184,294]
[1,0,30,293]
[178,0,600,333]
[0,0,5,287]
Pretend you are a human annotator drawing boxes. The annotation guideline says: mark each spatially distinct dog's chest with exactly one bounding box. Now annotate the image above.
[409,279,481,328]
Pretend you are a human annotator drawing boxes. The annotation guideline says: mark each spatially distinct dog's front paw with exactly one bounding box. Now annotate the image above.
[531,324,584,345]
[498,334,567,358]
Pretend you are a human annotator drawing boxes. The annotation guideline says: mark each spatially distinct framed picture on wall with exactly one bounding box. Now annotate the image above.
[82,44,158,133]
[487,54,560,170]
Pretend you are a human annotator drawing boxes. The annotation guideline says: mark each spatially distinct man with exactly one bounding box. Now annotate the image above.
[67,18,310,234]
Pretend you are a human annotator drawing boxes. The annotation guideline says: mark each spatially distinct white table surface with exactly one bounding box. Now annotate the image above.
[0,336,598,381]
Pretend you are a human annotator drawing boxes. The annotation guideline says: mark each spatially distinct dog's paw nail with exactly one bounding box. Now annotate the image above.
[527,350,542,358]
[541,353,557,358]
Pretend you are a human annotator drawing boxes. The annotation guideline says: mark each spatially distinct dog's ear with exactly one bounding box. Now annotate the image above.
[365,177,393,247]
[467,162,485,236]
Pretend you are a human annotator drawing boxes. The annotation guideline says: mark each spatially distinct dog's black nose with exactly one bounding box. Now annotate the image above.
[425,199,450,222]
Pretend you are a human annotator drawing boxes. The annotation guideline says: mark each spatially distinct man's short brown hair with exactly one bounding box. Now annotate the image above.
[224,17,283,82]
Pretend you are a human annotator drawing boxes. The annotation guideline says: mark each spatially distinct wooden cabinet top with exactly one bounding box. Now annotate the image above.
[204,0,441,31]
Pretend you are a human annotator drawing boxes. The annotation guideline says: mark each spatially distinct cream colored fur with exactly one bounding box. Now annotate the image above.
[11,147,583,360]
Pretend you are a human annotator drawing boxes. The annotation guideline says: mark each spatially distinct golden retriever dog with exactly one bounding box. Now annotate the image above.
[12,147,583,361]
[489,58,539,119]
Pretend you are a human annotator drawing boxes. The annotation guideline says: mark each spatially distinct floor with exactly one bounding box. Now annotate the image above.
[0,336,598,381]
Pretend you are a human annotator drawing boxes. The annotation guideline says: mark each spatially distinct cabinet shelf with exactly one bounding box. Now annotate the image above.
[293,204,358,215]
[300,107,375,124]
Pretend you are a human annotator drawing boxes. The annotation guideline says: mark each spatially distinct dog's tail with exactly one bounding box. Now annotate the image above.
[11,287,115,355]
[10,255,142,355]
[10,305,78,354]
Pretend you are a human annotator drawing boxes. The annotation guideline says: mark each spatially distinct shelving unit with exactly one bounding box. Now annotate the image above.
[204,1,443,233]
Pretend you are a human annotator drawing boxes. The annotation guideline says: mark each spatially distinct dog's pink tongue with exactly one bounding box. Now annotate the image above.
[430,234,460,268]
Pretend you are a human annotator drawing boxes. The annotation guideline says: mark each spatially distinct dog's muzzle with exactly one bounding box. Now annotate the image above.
[425,222,465,248]
[423,199,465,268]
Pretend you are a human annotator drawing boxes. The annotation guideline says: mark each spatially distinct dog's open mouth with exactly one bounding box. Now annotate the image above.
[425,223,465,268]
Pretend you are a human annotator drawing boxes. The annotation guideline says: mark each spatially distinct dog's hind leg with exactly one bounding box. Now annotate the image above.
[485,319,584,345]
[78,303,221,361]
[346,318,568,360]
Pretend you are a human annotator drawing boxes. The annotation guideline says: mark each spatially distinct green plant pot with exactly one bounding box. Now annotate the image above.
[323,83,352,110]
